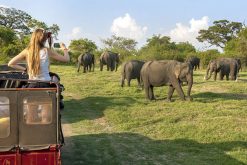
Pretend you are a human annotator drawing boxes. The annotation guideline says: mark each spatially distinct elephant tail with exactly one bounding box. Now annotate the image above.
[121,62,127,78]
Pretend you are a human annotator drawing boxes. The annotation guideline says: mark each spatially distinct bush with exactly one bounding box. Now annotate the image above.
[197,49,221,68]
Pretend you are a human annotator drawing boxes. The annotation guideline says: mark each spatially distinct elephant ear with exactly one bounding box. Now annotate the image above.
[174,64,181,79]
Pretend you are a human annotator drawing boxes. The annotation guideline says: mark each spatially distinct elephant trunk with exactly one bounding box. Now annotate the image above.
[205,67,212,80]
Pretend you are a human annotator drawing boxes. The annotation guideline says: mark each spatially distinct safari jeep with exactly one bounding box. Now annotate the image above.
[0,65,64,165]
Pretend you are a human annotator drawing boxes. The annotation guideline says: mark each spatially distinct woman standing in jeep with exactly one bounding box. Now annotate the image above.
[8,28,70,87]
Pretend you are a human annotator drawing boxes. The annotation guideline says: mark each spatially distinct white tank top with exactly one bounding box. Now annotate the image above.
[29,48,51,81]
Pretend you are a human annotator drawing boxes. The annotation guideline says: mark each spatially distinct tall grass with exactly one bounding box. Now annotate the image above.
[52,64,247,165]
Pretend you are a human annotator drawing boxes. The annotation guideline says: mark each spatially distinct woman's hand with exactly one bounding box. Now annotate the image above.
[59,43,67,50]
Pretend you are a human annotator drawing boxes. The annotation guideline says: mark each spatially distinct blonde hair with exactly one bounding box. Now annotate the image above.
[27,28,47,76]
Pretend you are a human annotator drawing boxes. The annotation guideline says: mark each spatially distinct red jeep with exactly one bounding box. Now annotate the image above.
[0,65,64,165]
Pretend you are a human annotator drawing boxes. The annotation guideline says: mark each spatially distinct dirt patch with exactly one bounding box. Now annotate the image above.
[61,119,76,153]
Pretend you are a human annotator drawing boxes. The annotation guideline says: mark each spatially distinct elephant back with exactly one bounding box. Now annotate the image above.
[100,51,111,64]
[83,53,94,64]
[129,60,145,76]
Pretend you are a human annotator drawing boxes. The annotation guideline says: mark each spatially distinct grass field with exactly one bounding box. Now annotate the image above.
[52,64,247,165]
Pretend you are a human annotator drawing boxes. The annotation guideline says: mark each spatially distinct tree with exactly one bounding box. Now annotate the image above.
[197,49,220,68]
[0,7,60,38]
[0,7,32,35]
[69,38,97,53]
[197,20,242,48]
[224,28,247,65]
[176,42,196,54]
[101,35,137,51]
[145,34,176,50]
[0,26,16,46]
[28,19,60,38]
[101,35,137,60]
[0,7,60,63]
[69,38,97,62]
[139,34,181,60]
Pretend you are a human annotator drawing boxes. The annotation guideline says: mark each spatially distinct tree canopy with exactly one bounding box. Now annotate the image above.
[138,35,196,61]
[224,28,247,64]
[0,7,31,35]
[101,35,137,51]
[197,20,243,48]
[101,35,138,60]
[0,7,60,63]
[68,38,97,62]
[0,6,60,37]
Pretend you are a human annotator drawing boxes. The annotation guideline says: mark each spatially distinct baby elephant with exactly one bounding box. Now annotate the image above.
[121,60,145,87]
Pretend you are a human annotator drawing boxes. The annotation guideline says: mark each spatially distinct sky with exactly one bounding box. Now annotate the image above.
[1,0,247,51]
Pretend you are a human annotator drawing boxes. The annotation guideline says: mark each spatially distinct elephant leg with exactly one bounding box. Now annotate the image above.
[121,75,125,87]
[127,78,131,87]
[89,64,92,72]
[172,81,186,101]
[195,65,198,70]
[115,63,118,72]
[219,72,224,80]
[107,65,110,71]
[149,86,155,100]
[167,85,175,102]
[144,86,150,100]
[77,63,81,72]
[137,77,141,87]
[213,72,217,81]
[83,66,86,73]
[100,63,103,71]
[226,74,230,80]
[111,62,115,71]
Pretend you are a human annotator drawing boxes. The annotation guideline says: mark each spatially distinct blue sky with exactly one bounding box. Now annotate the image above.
[1,0,247,50]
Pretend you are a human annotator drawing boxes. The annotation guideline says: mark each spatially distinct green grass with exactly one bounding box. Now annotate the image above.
[53,65,247,165]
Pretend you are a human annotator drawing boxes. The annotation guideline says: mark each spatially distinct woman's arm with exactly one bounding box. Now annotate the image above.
[8,49,27,71]
[48,43,70,62]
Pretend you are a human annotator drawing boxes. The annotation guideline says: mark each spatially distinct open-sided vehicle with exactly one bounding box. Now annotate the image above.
[0,65,64,165]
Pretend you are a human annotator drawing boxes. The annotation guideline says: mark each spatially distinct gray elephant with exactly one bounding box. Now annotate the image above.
[100,51,120,71]
[77,52,95,73]
[205,58,238,81]
[140,60,193,101]
[121,60,145,87]
[185,57,200,70]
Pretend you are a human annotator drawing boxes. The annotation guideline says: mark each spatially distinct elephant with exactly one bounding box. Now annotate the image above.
[77,52,95,73]
[100,51,120,71]
[121,60,145,87]
[140,60,193,101]
[205,58,238,81]
[185,57,200,70]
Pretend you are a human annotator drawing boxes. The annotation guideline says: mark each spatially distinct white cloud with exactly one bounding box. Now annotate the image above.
[110,13,148,41]
[66,27,83,40]
[0,5,10,8]
[169,16,209,50]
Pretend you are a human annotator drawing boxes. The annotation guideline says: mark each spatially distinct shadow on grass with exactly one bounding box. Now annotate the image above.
[193,92,247,103]
[62,96,137,123]
[62,132,247,165]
